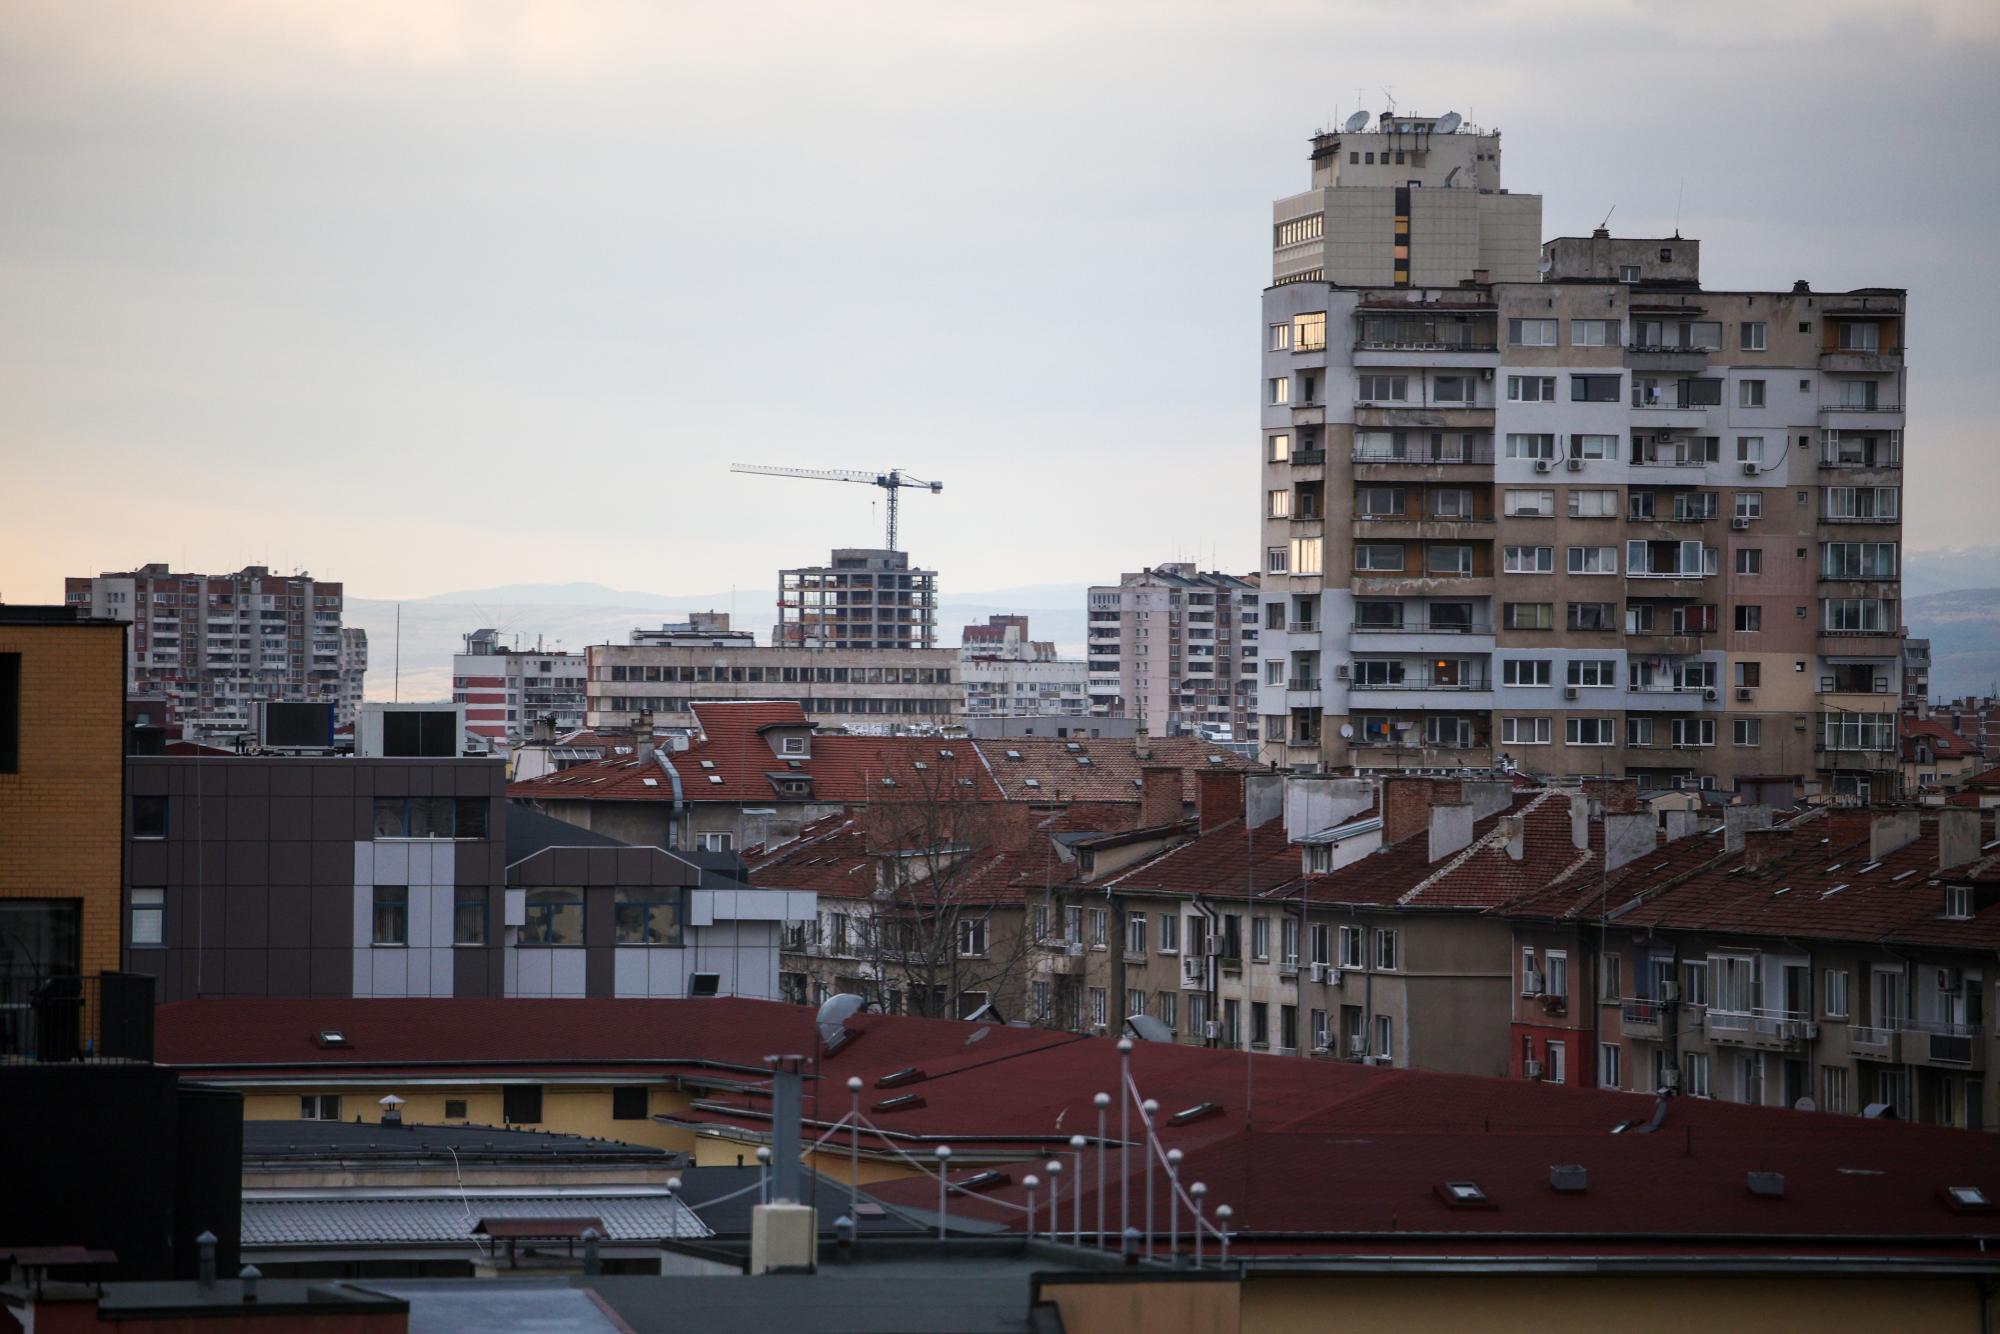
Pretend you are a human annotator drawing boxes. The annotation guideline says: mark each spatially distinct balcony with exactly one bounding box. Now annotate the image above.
[1625,684,1722,711]
[1623,344,1713,374]
[1290,448,1327,467]
[1356,404,1494,431]
[1905,1021,1983,1070]
[1290,401,1325,426]
[1820,349,1902,375]
[1037,940,1086,976]
[1847,1024,1900,1060]
[0,972,156,1063]
[1707,1007,1810,1052]
[1619,999,1666,1040]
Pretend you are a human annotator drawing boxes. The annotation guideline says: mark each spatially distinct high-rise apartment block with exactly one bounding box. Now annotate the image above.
[1086,565,1260,741]
[453,629,589,747]
[777,549,938,650]
[1259,111,1905,800]
[63,563,364,738]
[959,615,1088,719]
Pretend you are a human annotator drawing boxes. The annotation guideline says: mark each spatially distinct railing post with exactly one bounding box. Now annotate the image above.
[1024,1174,1039,1240]
[847,1076,863,1215]
[1093,1093,1109,1247]
[1069,1134,1087,1246]
[1117,1038,1132,1238]
[1216,1205,1232,1264]
[1141,1098,1158,1258]
[1045,1161,1063,1240]
[1166,1148,1183,1265]
[935,1146,952,1240]
[1190,1183,1207,1268]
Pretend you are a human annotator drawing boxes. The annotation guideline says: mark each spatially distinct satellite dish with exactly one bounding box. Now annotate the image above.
[1538,253,1554,275]
[1338,724,1355,739]
[1343,110,1370,133]
[1126,1014,1175,1043]
[816,993,865,1053]
[1434,110,1462,136]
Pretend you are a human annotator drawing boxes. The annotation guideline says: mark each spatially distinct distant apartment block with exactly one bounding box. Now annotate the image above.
[64,563,364,738]
[959,615,1087,719]
[1086,565,1259,742]
[778,549,938,650]
[453,628,588,746]
[589,641,960,732]
[1257,110,1906,802]
[339,627,368,723]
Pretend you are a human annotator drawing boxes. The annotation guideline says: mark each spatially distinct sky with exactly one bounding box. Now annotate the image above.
[3,0,1997,603]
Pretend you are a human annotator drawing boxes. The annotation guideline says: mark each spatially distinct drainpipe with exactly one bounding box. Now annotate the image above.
[657,751,685,849]
[1195,898,1221,1046]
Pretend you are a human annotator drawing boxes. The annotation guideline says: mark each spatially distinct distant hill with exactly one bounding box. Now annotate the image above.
[1905,548,2000,600]
[1906,586,2000,702]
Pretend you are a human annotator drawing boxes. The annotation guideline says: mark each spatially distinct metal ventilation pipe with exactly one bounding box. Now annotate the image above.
[764,1055,806,1203]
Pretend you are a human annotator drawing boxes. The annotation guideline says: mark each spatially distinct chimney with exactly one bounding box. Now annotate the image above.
[1583,777,1639,815]
[1245,772,1285,830]
[1472,268,1491,284]
[1139,765,1183,829]
[1428,803,1475,862]
[750,1055,816,1274]
[1869,810,1922,861]
[1743,827,1794,870]
[1664,808,1700,843]
[1497,814,1525,861]
[1604,813,1657,873]
[1724,805,1772,854]
[1825,808,1872,850]
[1938,807,1981,871]
[1197,769,1244,833]
[1383,777,1459,847]
[1570,792,1591,851]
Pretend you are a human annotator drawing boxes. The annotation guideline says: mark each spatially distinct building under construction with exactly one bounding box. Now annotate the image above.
[778,548,939,651]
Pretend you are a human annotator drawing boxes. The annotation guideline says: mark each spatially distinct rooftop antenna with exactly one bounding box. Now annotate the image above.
[1379,86,1396,115]
[1434,110,1462,136]
[1674,177,1685,238]
[1598,204,1617,232]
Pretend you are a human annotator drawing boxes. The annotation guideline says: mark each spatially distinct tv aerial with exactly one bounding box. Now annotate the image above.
[1434,110,1462,136]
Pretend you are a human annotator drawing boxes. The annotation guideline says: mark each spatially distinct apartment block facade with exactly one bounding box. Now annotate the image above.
[64,563,365,738]
[1257,114,1906,802]
[1086,564,1259,742]
[960,615,1088,720]
[777,548,938,650]
[453,628,588,746]
[588,643,960,732]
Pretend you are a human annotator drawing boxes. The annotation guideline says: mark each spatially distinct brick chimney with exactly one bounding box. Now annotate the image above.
[1743,827,1794,870]
[1139,765,1183,829]
[1383,777,1460,847]
[1197,768,1244,833]
[1825,808,1872,850]
[1938,807,1981,871]
[1582,776,1639,815]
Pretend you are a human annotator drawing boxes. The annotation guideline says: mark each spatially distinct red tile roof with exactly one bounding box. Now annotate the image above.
[1104,817,1299,899]
[1263,791,1566,910]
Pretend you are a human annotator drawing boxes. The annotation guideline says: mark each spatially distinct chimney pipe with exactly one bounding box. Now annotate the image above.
[197,1232,217,1289]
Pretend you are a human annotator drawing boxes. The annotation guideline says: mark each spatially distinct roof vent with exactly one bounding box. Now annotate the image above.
[1549,1164,1588,1193]
[1747,1171,1786,1198]
[872,1092,927,1113]
[874,1066,927,1089]
[1168,1102,1223,1127]
[954,1169,1013,1194]
[1437,1180,1492,1208]
[707,774,724,785]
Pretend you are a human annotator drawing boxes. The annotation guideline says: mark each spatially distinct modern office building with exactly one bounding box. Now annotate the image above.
[777,549,938,650]
[1257,110,1905,800]
[63,563,365,738]
[1086,565,1259,741]
[959,615,1088,720]
[453,628,588,746]
[588,642,960,732]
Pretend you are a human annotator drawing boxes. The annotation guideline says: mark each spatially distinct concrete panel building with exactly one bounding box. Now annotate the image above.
[453,629,588,746]
[1086,564,1260,742]
[588,643,959,732]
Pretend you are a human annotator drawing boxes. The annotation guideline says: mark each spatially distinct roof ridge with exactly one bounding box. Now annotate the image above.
[1396,790,1555,906]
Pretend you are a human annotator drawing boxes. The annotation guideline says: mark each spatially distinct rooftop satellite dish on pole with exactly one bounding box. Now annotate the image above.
[1434,110,1462,136]
[1343,110,1370,133]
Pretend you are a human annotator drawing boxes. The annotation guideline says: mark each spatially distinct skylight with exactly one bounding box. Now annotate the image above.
[913,760,928,770]
[707,775,724,785]
[1441,1180,1487,1205]
[1855,861,1881,875]
[1006,750,1022,761]
[699,759,715,770]
[939,748,955,758]
[1821,883,1849,898]
[642,777,659,787]
[1946,1185,1992,1210]
[881,777,898,787]
[1076,757,1093,767]
[1024,778,1041,789]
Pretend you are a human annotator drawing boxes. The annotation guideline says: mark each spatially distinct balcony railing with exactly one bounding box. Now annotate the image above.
[0,972,155,1063]
[1352,442,1496,466]
[1352,620,1492,635]
[1908,1021,1980,1066]
[1706,1007,1810,1047]
[1349,674,1492,692]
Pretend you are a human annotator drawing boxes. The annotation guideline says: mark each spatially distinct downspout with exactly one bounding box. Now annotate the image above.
[657,750,685,850]
[1195,898,1221,1047]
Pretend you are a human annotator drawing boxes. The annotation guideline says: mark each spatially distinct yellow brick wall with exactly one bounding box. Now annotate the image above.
[0,621,126,978]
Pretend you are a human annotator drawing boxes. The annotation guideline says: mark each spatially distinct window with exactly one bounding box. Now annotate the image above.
[522,888,583,945]
[1503,545,1553,574]
[1269,322,1292,351]
[1268,377,1289,405]
[372,886,408,946]
[1433,375,1474,404]
[1739,379,1765,408]
[1732,719,1762,747]
[1338,926,1364,970]
[1683,958,1709,1008]
[1838,322,1880,352]
[1502,659,1551,687]
[1567,717,1613,746]
[1618,264,1641,283]
[1600,954,1623,1003]
[1683,1052,1710,1099]
[1355,544,1405,572]
[504,1085,544,1124]
[1281,917,1299,968]
[1089,987,1108,1030]
[1568,602,1617,632]
[1735,491,1762,521]
[1568,546,1617,575]
[130,888,165,946]
[1502,716,1551,745]
[1268,489,1292,519]
[1547,1040,1567,1085]
[1506,433,1555,460]
[1598,1042,1622,1090]
[1294,312,1327,350]
[1089,908,1108,949]
[1358,374,1408,402]
[300,1095,342,1121]
[613,1086,649,1120]
[1568,486,1616,516]
[1032,980,1053,1021]
[1223,998,1241,1045]
[1573,435,1619,462]
[1734,605,1762,632]
[1821,1065,1849,1114]
[1250,1001,1269,1047]
[1291,537,1322,576]
[1570,374,1621,403]
[1508,375,1557,402]
[1736,435,1764,466]
[1736,661,1761,688]
[1251,916,1271,961]
[1509,318,1558,347]
[1824,968,1850,1018]
[1374,1014,1393,1060]
[1628,490,1655,520]
[1157,991,1177,1030]
[1945,884,1972,921]
[1267,433,1290,463]
[371,797,485,839]
[1740,321,1767,351]
[132,795,168,840]
[0,654,16,773]
[1427,546,1473,576]
[1504,602,1553,631]
[1266,546,1289,574]
[1158,914,1180,954]
[454,889,488,945]
[1430,488,1474,519]
[444,1098,468,1119]
[1823,542,1899,580]
[1736,548,1762,575]
[1505,490,1555,517]
[1126,913,1147,955]
[1375,928,1398,971]
[1571,319,1617,347]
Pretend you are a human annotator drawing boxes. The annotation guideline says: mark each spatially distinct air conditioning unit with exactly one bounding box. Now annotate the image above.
[1565,458,1584,472]
[1533,460,1553,474]
[1736,687,1754,702]
[1659,981,1679,1003]
[1325,967,1342,987]
[1204,937,1223,957]
[1731,517,1751,530]
[1938,967,1964,993]
[1314,1029,1331,1053]
[1203,1020,1222,1040]
[1308,962,1327,983]
[1702,687,1717,702]
[1480,368,1494,382]
[1347,1034,1368,1056]
[1659,1068,1680,1091]
[1741,462,1759,475]
[1563,686,1579,701]
[1522,969,1544,997]
[1334,664,1350,680]
[1524,1059,1544,1080]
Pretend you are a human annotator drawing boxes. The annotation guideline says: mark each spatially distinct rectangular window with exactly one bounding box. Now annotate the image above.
[1570,374,1621,403]
[1374,1014,1393,1060]
[1736,548,1762,576]
[1732,718,1762,747]
[1502,659,1551,687]
[1355,544,1405,573]
[1509,318,1558,347]
[1572,435,1619,462]
[1502,716,1551,745]
[1268,488,1292,519]
[1571,319,1617,347]
[615,888,680,945]
[1821,1065,1849,1114]
[1126,913,1147,955]
[1838,322,1881,352]
[1683,1052,1710,1100]
[1599,1042,1622,1090]
[132,795,168,840]
[1358,374,1409,402]
[1266,546,1289,574]
[1503,545,1553,574]
[1158,914,1179,954]
[1504,490,1555,518]
[1291,537,1322,576]
[1740,321,1767,351]
[1507,375,1557,402]
[0,654,17,774]
[1506,433,1556,460]
[1268,322,1291,351]
[1223,998,1241,1045]
[1427,546,1473,576]
[1338,926,1364,970]
[1268,377,1289,405]
[523,888,583,946]
[1824,968,1850,1019]
[444,1098,468,1119]
[1568,546,1617,575]
[1739,379,1765,408]
[1294,312,1327,350]
[1250,1001,1269,1047]
[1547,1040,1567,1085]
[453,889,488,945]
[300,1095,342,1121]
[1375,928,1398,971]
[1089,987,1108,1029]
[1735,491,1763,521]
[1251,916,1271,961]
[1157,991,1177,1030]
[1504,602,1553,631]
[372,886,408,946]
[1357,486,1405,518]
[1432,375,1473,404]
[130,888,166,946]
[1566,717,1614,746]
[1267,433,1290,462]
[612,1086,649,1120]
[1735,605,1762,632]
[504,1085,544,1124]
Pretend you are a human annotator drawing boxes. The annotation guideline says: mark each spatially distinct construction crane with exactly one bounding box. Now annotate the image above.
[729,463,943,553]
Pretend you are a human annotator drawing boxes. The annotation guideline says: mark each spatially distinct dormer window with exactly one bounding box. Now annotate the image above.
[1945,884,1972,921]
[780,735,807,756]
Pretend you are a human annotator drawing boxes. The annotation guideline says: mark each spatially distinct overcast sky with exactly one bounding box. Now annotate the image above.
[4,0,1996,603]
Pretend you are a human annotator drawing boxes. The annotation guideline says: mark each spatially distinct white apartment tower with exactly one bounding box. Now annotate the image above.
[1258,111,1906,800]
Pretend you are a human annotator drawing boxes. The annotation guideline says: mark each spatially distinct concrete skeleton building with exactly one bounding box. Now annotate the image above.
[777,548,938,650]
[1257,110,1907,804]
[63,563,366,739]
[959,614,1088,721]
[453,628,589,747]
[1086,564,1260,742]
